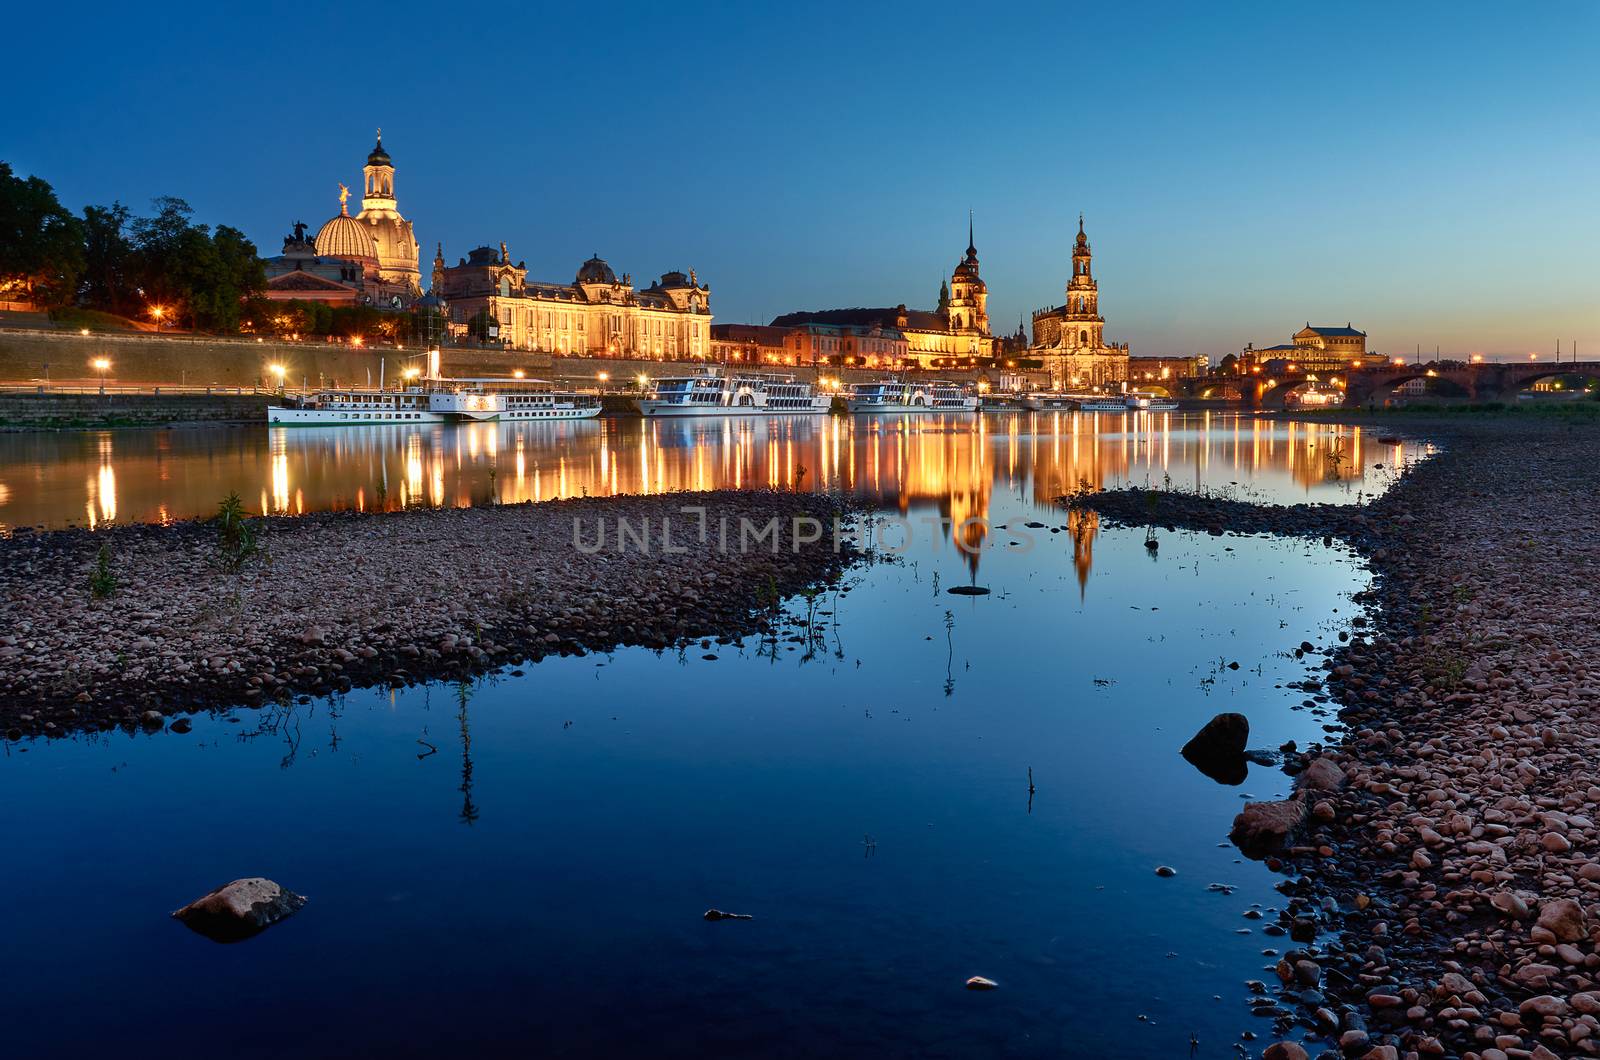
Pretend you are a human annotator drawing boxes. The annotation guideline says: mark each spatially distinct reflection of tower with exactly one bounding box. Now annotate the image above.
[1066,507,1099,599]
[456,683,480,825]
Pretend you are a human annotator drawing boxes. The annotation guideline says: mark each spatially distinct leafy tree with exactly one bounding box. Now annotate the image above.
[192,225,265,332]
[78,202,134,314]
[125,197,263,332]
[0,161,84,305]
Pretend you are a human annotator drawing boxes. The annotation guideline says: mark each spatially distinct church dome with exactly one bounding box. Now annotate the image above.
[367,135,391,167]
[576,255,617,285]
[315,208,378,261]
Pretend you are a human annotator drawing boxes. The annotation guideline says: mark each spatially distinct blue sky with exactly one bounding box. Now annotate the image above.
[5,1,1595,358]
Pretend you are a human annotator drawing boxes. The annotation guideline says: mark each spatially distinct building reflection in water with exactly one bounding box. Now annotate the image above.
[0,414,1424,593]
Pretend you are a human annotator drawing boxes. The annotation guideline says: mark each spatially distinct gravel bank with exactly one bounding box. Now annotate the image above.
[1071,414,1600,1059]
[0,490,856,739]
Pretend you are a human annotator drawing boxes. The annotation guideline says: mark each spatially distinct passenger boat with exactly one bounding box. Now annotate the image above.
[635,369,829,417]
[845,380,979,414]
[266,378,600,426]
[1078,399,1130,412]
[455,377,601,422]
[1126,396,1180,411]
[1022,392,1078,411]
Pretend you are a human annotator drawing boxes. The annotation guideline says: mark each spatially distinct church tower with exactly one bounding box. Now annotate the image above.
[1062,214,1103,349]
[353,130,421,297]
[947,213,990,336]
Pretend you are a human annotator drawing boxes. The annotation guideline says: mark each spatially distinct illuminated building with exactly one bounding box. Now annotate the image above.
[434,247,711,358]
[1239,324,1382,373]
[1128,355,1208,385]
[771,217,999,366]
[262,133,421,308]
[1029,216,1130,389]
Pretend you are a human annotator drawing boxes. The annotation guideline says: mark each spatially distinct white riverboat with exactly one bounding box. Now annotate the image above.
[635,369,829,417]
[845,380,979,414]
[1078,399,1130,412]
[1022,391,1078,411]
[453,377,601,422]
[1127,395,1180,411]
[266,378,599,426]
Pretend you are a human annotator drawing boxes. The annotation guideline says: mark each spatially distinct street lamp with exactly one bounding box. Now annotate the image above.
[92,357,111,393]
[268,364,287,391]
[150,306,165,331]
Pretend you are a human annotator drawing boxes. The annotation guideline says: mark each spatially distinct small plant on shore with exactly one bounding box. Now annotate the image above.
[487,463,498,505]
[214,492,262,572]
[793,464,807,493]
[88,543,117,599]
[373,480,388,509]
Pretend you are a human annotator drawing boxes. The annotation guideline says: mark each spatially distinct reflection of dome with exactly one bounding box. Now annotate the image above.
[576,255,616,285]
[316,210,378,260]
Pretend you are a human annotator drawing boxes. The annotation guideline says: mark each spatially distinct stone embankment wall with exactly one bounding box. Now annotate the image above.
[0,329,987,391]
[0,393,273,430]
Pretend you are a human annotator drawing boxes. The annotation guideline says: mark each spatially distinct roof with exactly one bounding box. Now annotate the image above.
[266,270,359,292]
[711,324,790,344]
[1300,325,1365,336]
[314,212,377,261]
[771,306,948,333]
[575,255,617,285]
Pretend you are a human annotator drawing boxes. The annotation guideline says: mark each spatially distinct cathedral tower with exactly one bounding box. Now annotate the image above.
[1062,214,1103,349]
[947,213,990,336]
[353,130,421,297]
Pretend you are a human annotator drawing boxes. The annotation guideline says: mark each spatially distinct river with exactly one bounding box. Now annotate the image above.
[0,412,1428,1057]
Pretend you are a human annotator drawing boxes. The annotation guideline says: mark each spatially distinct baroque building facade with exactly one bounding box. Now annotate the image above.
[772,219,999,367]
[1239,324,1379,373]
[263,133,422,308]
[433,245,711,358]
[1029,217,1129,389]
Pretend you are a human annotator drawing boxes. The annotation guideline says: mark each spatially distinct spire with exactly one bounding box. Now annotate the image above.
[967,210,976,256]
[1078,212,1084,236]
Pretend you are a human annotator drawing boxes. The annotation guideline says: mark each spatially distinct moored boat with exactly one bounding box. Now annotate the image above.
[635,369,829,417]
[266,377,599,426]
[845,379,979,414]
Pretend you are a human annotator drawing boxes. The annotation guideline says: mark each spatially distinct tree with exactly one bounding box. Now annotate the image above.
[126,198,263,332]
[192,225,264,332]
[79,202,134,314]
[0,161,83,306]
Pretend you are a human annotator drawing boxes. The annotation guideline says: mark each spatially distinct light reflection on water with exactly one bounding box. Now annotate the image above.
[0,410,1405,1057]
[0,412,1429,542]
[0,485,1371,1058]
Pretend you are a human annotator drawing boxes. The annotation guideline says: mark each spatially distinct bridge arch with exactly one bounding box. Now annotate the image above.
[1507,369,1600,396]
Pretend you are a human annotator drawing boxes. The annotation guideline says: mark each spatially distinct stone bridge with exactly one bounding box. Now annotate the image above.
[1172,361,1600,408]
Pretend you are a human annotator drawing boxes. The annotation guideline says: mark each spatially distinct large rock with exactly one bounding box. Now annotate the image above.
[1297,757,1346,792]
[1263,1043,1309,1060]
[1230,798,1307,857]
[1536,898,1587,943]
[172,877,306,943]
[1181,712,1250,785]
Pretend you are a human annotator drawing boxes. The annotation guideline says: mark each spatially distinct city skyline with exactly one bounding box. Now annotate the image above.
[5,1,1595,359]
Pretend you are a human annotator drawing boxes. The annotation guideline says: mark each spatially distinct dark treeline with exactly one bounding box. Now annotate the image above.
[1,162,427,341]
[1,161,264,332]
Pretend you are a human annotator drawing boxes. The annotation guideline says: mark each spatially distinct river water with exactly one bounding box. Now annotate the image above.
[0,413,1429,1058]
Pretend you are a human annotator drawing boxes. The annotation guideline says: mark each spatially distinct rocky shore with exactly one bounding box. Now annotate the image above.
[1071,412,1600,1059]
[0,490,855,739]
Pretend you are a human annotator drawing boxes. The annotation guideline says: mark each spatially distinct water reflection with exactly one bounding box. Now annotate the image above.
[1,413,1426,581]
